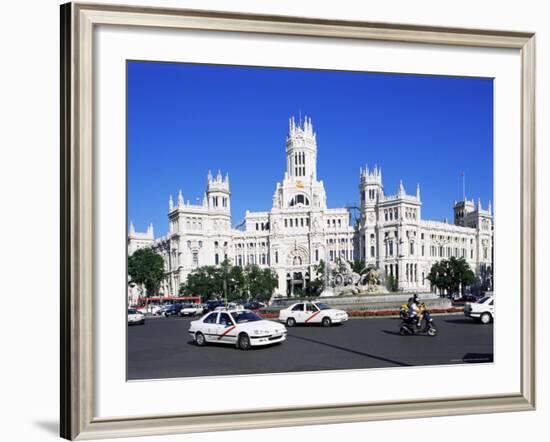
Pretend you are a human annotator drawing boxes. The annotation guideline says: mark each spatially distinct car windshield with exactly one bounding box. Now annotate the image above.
[232,311,263,323]
[477,296,492,304]
[315,303,331,310]
[128,309,137,314]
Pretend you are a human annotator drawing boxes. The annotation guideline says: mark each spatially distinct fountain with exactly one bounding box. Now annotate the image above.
[319,255,336,297]
[319,255,388,297]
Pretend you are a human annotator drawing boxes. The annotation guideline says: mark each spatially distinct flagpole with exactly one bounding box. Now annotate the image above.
[462,172,466,201]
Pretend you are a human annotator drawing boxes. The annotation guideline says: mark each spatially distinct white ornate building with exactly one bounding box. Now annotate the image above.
[129,116,493,297]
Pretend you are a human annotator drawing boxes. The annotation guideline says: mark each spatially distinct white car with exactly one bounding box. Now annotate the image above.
[214,302,244,312]
[180,304,204,316]
[189,309,287,350]
[278,301,348,327]
[127,308,145,325]
[137,304,161,316]
[464,296,494,324]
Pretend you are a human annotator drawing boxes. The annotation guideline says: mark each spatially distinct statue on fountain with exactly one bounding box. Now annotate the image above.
[323,259,387,296]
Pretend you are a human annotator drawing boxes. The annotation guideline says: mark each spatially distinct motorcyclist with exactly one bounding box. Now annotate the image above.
[407,294,423,327]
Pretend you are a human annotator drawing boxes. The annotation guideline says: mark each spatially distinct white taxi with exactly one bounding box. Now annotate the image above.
[189,309,287,350]
[179,303,204,316]
[278,301,348,327]
[127,308,145,325]
[464,295,495,324]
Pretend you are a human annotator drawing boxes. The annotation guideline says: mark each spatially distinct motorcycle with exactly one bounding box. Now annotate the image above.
[399,303,438,337]
[399,303,409,320]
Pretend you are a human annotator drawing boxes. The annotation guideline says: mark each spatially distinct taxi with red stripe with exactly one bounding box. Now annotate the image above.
[278,301,348,327]
[189,309,287,350]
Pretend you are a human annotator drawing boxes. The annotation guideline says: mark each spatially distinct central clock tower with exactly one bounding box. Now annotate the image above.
[271,115,327,210]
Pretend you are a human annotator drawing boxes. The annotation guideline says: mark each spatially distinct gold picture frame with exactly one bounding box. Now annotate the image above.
[60,2,536,439]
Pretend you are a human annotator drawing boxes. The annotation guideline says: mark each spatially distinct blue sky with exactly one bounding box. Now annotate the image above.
[128,61,493,235]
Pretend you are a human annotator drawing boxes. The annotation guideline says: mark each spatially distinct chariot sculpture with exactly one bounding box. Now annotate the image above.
[325,259,385,294]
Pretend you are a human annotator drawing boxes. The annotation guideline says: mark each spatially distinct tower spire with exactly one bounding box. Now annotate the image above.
[129,221,135,234]
[169,194,174,211]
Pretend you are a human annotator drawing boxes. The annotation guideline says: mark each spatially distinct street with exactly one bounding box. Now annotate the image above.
[127,314,493,380]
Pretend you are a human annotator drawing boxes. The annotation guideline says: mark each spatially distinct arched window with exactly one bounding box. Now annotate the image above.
[289,194,310,207]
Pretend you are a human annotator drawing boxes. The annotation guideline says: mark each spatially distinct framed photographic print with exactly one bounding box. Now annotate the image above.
[60,2,536,440]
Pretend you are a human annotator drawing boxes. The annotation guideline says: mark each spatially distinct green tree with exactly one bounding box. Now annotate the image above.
[225,260,246,302]
[350,259,366,275]
[180,260,277,303]
[180,266,222,299]
[427,257,475,296]
[128,248,165,298]
[309,259,326,296]
[386,273,398,292]
[243,264,278,302]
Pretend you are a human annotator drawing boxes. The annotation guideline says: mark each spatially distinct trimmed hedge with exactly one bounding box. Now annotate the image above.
[258,307,463,319]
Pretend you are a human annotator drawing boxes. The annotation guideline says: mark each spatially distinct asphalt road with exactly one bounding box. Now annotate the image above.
[127,315,493,380]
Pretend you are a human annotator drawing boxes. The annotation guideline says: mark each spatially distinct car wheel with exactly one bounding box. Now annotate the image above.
[427,327,437,336]
[195,332,206,347]
[238,333,251,351]
[399,327,407,336]
[322,317,332,327]
[480,312,492,324]
[286,317,296,328]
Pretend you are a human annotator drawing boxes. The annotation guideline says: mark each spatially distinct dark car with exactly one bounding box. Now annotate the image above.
[203,300,225,314]
[243,300,267,311]
[452,294,481,304]
[162,303,183,317]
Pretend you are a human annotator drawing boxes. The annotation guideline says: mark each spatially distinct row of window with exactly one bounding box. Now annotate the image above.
[360,188,378,203]
[255,222,270,231]
[327,237,351,245]
[405,263,419,283]
[284,217,310,228]
[211,196,229,208]
[327,218,345,228]
[328,249,354,262]
[293,151,307,177]
[383,207,418,222]
[235,253,269,266]
[184,217,203,230]
[430,234,474,245]
[385,264,426,286]
[235,242,268,249]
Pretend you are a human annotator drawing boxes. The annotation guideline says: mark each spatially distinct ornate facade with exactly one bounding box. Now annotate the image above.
[128,116,493,297]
